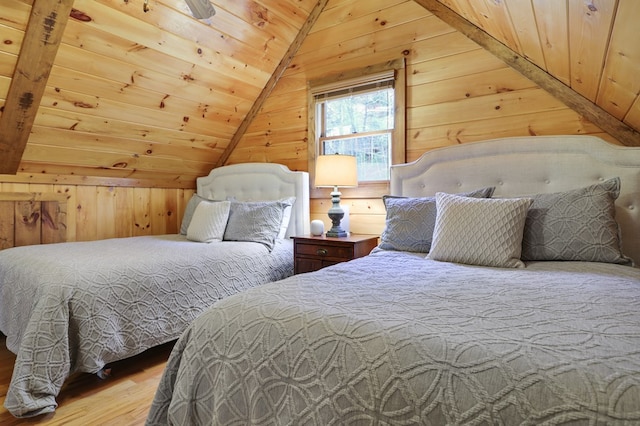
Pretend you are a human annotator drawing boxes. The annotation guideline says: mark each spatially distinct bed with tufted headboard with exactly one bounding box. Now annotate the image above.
[147,136,640,425]
[0,163,309,418]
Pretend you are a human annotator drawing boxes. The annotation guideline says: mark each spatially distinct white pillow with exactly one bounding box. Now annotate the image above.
[186,200,231,243]
[277,197,296,239]
[427,192,532,268]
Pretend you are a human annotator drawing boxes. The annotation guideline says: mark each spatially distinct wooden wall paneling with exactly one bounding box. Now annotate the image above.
[73,0,270,86]
[51,40,254,118]
[55,184,77,242]
[43,63,245,131]
[305,0,424,49]
[75,185,98,242]
[568,0,617,101]
[436,0,478,23]
[26,124,219,174]
[39,80,239,139]
[0,201,15,249]
[0,24,22,59]
[407,48,506,87]
[113,0,287,74]
[408,87,567,130]
[415,0,638,146]
[310,198,386,235]
[162,3,288,69]
[115,186,135,238]
[96,186,117,240]
[406,109,606,157]
[408,31,480,63]
[228,139,308,166]
[215,0,330,166]
[249,0,319,26]
[34,107,227,155]
[502,0,546,67]
[311,0,409,34]
[16,162,198,189]
[466,0,521,52]
[294,15,445,74]
[21,140,212,184]
[14,200,41,247]
[150,188,168,235]
[216,2,302,48]
[41,200,66,244]
[597,0,640,120]
[0,0,31,31]
[133,187,151,236]
[164,188,179,234]
[531,0,570,85]
[409,66,537,107]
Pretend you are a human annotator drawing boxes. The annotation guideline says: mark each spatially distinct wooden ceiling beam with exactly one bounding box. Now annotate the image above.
[413,0,640,147]
[216,0,330,167]
[0,0,74,174]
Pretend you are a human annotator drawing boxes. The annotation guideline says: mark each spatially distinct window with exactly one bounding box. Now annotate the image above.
[309,60,405,190]
[314,76,394,181]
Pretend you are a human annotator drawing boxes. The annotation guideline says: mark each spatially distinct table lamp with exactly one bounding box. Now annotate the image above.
[315,154,357,237]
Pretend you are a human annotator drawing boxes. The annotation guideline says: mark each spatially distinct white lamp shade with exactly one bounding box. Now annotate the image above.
[315,154,358,187]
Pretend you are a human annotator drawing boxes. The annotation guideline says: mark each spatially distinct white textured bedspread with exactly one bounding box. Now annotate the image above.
[147,250,640,425]
[0,235,293,418]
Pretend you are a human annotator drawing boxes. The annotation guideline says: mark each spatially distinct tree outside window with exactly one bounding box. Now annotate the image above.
[318,85,394,181]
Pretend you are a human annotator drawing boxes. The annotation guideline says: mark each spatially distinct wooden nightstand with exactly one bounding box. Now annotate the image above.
[292,234,379,274]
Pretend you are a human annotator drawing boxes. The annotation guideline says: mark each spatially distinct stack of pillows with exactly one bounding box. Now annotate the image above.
[180,194,295,251]
[379,177,632,268]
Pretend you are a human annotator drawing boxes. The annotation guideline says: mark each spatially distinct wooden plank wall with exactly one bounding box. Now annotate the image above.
[0,192,68,249]
[0,184,194,247]
[227,0,619,236]
[0,0,626,242]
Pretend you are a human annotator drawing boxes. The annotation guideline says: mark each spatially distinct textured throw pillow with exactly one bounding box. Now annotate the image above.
[180,194,208,235]
[379,187,495,252]
[186,200,231,243]
[427,192,532,268]
[223,199,293,251]
[521,177,632,265]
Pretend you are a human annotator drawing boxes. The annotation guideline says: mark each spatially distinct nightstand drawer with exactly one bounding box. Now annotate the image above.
[295,243,353,260]
[292,234,379,274]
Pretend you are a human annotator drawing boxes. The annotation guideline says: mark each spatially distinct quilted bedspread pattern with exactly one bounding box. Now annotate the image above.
[0,235,293,418]
[147,250,640,425]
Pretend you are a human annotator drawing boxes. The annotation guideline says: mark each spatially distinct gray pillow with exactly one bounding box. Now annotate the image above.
[223,199,293,251]
[427,192,532,268]
[378,186,495,252]
[521,177,632,265]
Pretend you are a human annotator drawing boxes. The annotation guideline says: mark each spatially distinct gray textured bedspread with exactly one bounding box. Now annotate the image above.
[0,235,293,418]
[146,250,640,425]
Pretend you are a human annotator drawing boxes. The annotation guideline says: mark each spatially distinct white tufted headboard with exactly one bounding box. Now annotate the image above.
[391,135,640,266]
[196,163,310,238]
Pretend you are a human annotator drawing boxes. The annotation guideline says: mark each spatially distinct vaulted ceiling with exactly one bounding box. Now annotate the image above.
[0,0,638,185]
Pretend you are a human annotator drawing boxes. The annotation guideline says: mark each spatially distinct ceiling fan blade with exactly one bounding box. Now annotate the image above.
[184,0,216,19]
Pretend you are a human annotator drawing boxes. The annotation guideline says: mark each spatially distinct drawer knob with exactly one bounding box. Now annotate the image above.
[316,248,328,256]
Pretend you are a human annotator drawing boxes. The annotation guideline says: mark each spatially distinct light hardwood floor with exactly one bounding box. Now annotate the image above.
[0,336,174,425]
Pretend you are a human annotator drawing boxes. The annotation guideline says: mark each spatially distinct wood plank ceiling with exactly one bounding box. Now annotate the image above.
[0,0,639,186]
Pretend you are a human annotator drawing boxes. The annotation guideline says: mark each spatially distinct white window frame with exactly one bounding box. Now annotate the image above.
[308,59,406,199]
